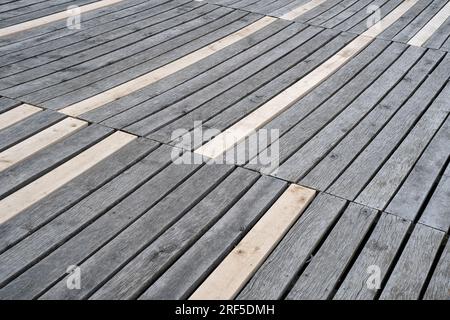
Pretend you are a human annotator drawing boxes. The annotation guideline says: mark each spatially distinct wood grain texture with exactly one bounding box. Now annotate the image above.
[380,223,444,300]
[334,213,410,300]
[424,239,449,300]
[280,0,327,20]
[286,203,377,300]
[0,131,135,224]
[190,184,315,300]
[0,117,87,172]
[0,104,41,130]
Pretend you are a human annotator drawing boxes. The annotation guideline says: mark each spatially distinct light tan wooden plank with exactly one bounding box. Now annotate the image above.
[195,0,418,159]
[408,1,450,46]
[0,117,87,172]
[280,0,327,21]
[60,16,277,116]
[189,184,316,300]
[0,0,125,37]
[0,131,135,224]
[0,104,41,131]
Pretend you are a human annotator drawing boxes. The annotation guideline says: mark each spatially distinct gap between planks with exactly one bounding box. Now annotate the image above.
[189,184,316,300]
[59,16,277,117]
[0,131,135,224]
[280,0,328,21]
[0,117,87,172]
[0,104,41,131]
[194,0,419,159]
[0,0,125,38]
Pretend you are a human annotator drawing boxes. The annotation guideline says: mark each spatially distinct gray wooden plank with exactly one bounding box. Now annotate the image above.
[355,97,449,211]
[380,223,444,300]
[424,16,450,49]
[0,3,224,96]
[0,96,21,113]
[31,11,260,108]
[135,27,339,139]
[0,110,65,152]
[0,144,183,289]
[240,38,390,171]
[103,22,314,131]
[237,193,346,300]
[273,43,421,183]
[0,124,112,200]
[82,18,293,123]
[393,0,449,43]
[95,19,299,127]
[285,203,377,300]
[424,239,450,300]
[245,40,406,174]
[140,175,287,300]
[386,117,450,221]
[321,0,374,29]
[328,54,450,201]
[152,31,356,148]
[301,49,443,191]
[0,138,159,254]
[0,0,170,55]
[419,165,450,232]
[0,0,184,70]
[8,163,234,300]
[307,0,359,26]
[42,165,263,300]
[334,213,411,300]
[88,167,259,300]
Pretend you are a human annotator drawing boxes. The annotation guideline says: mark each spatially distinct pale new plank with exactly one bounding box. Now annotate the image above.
[0,104,41,131]
[0,117,87,172]
[0,131,135,224]
[60,17,277,117]
[189,184,315,300]
[0,0,125,37]
[195,0,418,159]
[408,1,450,47]
[280,0,328,21]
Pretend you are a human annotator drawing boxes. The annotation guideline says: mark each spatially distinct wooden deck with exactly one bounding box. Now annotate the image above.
[0,0,448,300]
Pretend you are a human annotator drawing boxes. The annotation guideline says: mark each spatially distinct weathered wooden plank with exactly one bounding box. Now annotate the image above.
[0,0,125,37]
[393,0,448,43]
[0,117,86,172]
[280,0,327,20]
[194,1,417,160]
[328,55,450,201]
[0,138,159,254]
[0,124,111,199]
[0,96,21,113]
[286,203,377,300]
[0,131,134,224]
[142,26,337,141]
[39,164,237,300]
[59,16,275,116]
[355,99,449,211]
[0,104,41,130]
[237,193,346,300]
[100,20,304,130]
[419,165,450,232]
[190,184,315,300]
[423,15,450,49]
[0,0,189,74]
[274,43,420,182]
[386,117,450,221]
[334,213,410,300]
[301,49,443,191]
[424,239,450,300]
[408,1,450,46]
[0,145,194,294]
[12,3,227,99]
[380,223,444,300]
[0,3,221,95]
[0,109,65,152]
[89,168,259,300]
[140,176,287,300]
[307,0,360,26]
